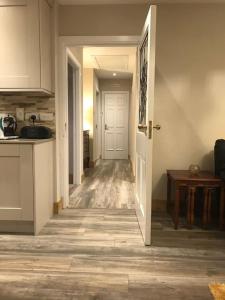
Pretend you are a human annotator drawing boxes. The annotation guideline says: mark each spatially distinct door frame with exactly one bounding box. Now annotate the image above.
[101,91,129,160]
[58,45,82,208]
[57,36,140,208]
[67,56,81,186]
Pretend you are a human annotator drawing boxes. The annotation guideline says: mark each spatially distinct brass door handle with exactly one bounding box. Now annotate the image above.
[148,121,161,139]
[105,124,108,130]
[153,125,161,130]
[138,124,147,131]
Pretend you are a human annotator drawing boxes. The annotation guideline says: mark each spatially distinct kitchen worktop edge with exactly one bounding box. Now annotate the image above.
[0,138,55,145]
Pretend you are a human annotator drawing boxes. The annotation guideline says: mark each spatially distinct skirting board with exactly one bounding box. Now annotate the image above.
[0,221,34,234]
[53,198,63,215]
[152,199,166,213]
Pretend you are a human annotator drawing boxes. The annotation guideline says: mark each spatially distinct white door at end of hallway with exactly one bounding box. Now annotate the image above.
[102,92,129,160]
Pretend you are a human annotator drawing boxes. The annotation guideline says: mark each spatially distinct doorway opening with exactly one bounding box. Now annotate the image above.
[68,46,137,210]
[57,29,156,246]
[61,49,83,201]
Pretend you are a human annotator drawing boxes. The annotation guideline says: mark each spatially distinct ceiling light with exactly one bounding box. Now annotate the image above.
[113,73,117,77]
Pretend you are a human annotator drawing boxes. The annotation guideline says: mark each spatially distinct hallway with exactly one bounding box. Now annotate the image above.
[69,160,135,209]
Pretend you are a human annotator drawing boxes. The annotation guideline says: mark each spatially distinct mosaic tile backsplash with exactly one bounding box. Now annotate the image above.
[0,95,55,136]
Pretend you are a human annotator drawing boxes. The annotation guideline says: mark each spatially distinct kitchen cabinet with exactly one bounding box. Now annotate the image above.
[0,0,53,95]
[0,139,54,234]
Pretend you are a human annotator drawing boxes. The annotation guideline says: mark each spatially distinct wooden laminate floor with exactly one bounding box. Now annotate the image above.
[0,209,225,299]
[69,160,135,209]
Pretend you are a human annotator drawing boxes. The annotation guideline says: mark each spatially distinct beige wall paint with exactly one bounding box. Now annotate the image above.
[153,4,225,209]
[59,4,149,36]
[83,68,99,162]
[83,68,94,140]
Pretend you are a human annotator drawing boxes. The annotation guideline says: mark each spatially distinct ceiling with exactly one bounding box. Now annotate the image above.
[95,69,133,80]
[59,0,225,4]
[83,47,136,79]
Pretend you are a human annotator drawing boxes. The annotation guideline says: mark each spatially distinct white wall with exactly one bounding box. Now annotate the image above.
[152,4,225,210]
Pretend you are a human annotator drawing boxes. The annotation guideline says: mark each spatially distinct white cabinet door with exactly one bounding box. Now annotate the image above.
[0,0,40,89]
[40,0,52,92]
[0,145,34,221]
[103,92,129,160]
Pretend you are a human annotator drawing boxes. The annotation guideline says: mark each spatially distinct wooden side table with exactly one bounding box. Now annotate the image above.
[167,170,225,230]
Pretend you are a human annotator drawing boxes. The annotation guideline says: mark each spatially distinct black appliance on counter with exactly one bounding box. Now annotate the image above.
[20,114,52,139]
[3,114,17,136]
[20,126,52,139]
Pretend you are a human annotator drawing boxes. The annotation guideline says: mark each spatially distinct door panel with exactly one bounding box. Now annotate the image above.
[0,145,34,221]
[135,6,157,245]
[0,0,40,88]
[103,92,129,160]
[105,108,114,128]
[116,108,125,128]
[105,132,114,152]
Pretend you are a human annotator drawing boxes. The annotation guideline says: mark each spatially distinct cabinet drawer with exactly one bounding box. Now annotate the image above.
[0,145,20,156]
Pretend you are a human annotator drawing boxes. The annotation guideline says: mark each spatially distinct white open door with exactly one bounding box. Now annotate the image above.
[135,6,157,246]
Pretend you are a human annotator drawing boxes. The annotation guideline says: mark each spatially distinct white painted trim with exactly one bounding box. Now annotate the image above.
[57,35,140,209]
[59,36,141,47]
[95,91,102,160]
[58,43,82,208]
[67,49,82,187]
[101,91,129,160]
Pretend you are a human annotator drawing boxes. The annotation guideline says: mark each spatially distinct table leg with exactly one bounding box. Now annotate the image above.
[220,186,225,230]
[187,187,192,225]
[187,187,195,228]
[174,185,180,230]
[190,187,196,226]
[203,188,208,227]
[207,189,212,225]
[167,175,171,213]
